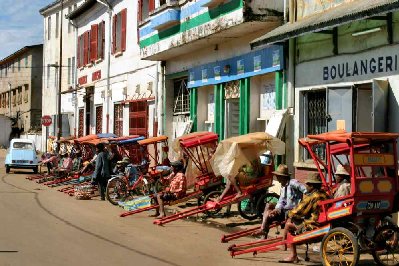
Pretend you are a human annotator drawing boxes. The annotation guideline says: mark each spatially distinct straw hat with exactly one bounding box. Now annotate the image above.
[335,165,350,176]
[272,164,290,178]
[304,172,322,184]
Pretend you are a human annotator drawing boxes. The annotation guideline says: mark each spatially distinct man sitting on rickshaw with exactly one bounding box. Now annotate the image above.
[333,164,351,198]
[255,164,307,239]
[279,173,328,263]
[152,160,187,218]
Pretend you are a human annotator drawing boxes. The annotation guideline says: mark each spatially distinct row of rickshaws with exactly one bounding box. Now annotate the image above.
[30,130,399,265]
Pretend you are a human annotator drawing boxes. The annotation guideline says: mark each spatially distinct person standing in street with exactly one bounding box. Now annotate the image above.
[93,143,111,200]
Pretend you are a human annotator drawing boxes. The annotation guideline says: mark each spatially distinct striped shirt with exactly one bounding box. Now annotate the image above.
[288,189,328,229]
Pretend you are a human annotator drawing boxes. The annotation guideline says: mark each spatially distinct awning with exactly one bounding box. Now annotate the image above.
[251,0,399,48]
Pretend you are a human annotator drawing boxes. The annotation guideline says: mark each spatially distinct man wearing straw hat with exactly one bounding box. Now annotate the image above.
[279,172,328,263]
[255,164,307,239]
[333,164,351,198]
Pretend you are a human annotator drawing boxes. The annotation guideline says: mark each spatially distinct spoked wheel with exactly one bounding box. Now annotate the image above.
[321,227,360,266]
[256,192,279,219]
[106,177,129,205]
[134,178,150,196]
[237,196,259,221]
[372,224,399,266]
[203,191,231,218]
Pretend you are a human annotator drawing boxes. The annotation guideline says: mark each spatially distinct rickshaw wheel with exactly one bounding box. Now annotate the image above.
[255,192,279,219]
[135,179,150,196]
[237,196,259,221]
[321,227,360,266]
[203,191,231,218]
[371,224,399,266]
[106,177,129,205]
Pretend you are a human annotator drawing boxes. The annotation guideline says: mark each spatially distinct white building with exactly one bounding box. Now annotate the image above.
[67,0,160,138]
[40,0,84,151]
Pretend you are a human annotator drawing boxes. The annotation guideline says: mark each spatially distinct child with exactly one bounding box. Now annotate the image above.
[152,160,187,218]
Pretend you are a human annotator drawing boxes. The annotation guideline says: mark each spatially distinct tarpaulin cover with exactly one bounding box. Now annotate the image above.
[211,132,285,179]
[118,196,152,211]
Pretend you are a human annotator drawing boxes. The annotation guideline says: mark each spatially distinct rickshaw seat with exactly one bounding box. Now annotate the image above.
[317,195,354,222]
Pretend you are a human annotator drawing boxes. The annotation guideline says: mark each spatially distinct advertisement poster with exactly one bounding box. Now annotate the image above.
[254,55,261,72]
[272,50,280,67]
[202,69,208,82]
[237,59,244,75]
[214,66,221,80]
[189,71,195,85]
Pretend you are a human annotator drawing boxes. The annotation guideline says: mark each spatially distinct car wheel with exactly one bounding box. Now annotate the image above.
[33,166,38,174]
[5,165,10,173]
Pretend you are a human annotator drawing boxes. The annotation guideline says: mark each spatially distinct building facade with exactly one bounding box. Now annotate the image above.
[253,0,399,177]
[0,45,43,138]
[67,0,160,138]
[40,0,84,151]
[138,0,286,142]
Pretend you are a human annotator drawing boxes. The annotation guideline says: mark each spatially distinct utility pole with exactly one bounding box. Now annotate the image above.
[56,0,64,153]
[8,82,11,116]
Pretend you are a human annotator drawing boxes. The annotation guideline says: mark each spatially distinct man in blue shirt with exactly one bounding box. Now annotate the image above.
[256,164,307,239]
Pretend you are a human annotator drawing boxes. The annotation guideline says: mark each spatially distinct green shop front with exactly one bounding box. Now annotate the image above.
[187,45,285,140]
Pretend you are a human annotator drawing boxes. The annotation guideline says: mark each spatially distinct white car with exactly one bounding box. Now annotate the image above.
[5,139,39,174]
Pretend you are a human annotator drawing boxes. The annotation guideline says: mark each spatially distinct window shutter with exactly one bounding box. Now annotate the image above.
[137,0,142,22]
[121,8,127,52]
[77,35,81,68]
[149,0,155,12]
[101,21,105,59]
[90,24,98,61]
[112,15,117,54]
[83,31,89,65]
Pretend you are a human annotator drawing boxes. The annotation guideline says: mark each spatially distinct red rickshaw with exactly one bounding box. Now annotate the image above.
[153,132,285,225]
[119,131,222,217]
[227,131,399,266]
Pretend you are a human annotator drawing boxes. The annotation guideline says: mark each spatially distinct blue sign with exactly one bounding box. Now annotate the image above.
[188,45,283,88]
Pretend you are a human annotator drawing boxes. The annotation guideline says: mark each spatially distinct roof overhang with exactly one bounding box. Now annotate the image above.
[251,0,399,49]
[66,0,97,20]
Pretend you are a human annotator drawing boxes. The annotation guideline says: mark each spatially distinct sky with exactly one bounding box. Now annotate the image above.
[0,0,52,60]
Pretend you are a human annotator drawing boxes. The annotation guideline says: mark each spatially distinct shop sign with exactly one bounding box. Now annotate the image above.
[323,55,398,81]
[78,75,87,85]
[188,45,283,88]
[92,70,101,81]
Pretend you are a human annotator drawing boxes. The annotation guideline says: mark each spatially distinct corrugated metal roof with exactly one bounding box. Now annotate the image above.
[251,0,399,48]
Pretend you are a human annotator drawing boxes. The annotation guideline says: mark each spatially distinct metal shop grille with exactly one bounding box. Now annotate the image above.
[95,105,103,134]
[173,78,190,114]
[306,90,327,159]
[78,108,84,137]
[114,103,123,137]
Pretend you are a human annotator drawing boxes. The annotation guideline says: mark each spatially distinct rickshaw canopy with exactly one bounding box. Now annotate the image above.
[74,134,99,143]
[137,135,168,145]
[117,136,145,145]
[211,132,285,179]
[109,135,140,143]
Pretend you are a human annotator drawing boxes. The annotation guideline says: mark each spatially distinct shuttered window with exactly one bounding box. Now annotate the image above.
[97,21,105,59]
[90,24,98,62]
[112,9,127,55]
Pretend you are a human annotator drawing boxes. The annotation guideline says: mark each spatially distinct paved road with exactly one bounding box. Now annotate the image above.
[0,167,294,266]
[0,155,377,265]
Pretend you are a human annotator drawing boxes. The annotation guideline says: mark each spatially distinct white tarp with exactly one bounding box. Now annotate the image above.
[211,132,285,179]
